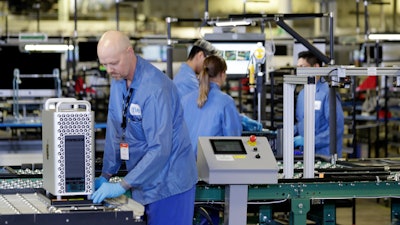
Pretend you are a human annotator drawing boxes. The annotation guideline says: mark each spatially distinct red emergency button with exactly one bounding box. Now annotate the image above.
[247,135,257,146]
[249,135,257,142]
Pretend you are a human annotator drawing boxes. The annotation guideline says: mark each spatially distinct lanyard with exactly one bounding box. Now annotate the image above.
[121,88,134,130]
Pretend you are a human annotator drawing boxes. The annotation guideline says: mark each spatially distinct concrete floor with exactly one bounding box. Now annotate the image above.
[336,198,391,225]
[244,198,392,225]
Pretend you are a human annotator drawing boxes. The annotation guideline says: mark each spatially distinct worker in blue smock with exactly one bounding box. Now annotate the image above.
[174,39,219,99]
[294,51,345,157]
[174,39,262,132]
[91,30,197,225]
[181,55,242,156]
[181,55,241,225]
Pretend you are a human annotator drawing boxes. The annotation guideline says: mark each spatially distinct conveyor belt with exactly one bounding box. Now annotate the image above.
[2,158,400,225]
[0,166,145,225]
[4,157,400,182]
[0,188,145,225]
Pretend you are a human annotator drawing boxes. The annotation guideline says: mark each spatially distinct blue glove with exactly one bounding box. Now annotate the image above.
[294,149,303,155]
[95,176,108,190]
[241,115,263,131]
[91,182,126,204]
[294,136,304,148]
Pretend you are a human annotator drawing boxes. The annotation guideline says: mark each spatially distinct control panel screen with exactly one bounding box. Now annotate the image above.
[210,139,247,155]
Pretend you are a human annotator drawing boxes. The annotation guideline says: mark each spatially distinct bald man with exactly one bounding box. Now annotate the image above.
[92,31,197,225]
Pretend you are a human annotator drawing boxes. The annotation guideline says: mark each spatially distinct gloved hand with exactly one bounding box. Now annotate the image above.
[95,176,108,190]
[294,135,304,148]
[294,149,303,155]
[91,182,126,204]
[241,115,263,131]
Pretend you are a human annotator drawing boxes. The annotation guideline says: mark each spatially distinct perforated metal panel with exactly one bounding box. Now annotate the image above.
[42,98,94,197]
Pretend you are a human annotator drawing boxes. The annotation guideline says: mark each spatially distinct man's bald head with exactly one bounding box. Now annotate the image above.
[97,30,131,58]
[96,30,136,82]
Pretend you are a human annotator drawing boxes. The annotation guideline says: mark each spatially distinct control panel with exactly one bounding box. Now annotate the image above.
[197,136,278,184]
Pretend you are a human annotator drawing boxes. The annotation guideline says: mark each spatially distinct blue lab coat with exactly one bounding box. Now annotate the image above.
[102,56,197,205]
[173,63,199,99]
[294,77,344,157]
[174,63,261,132]
[181,82,242,156]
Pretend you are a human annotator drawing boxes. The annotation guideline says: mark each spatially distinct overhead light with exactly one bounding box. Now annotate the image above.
[213,19,252,27]
[368,33,400,41]
[24,44,74,52]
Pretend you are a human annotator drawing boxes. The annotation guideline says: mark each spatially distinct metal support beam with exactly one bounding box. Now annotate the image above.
[283,82,295,179]
[165,17,176,79]
[296,67,400,77]
[329,87,337,158]
[391,198,400,222]
[283,75,315,179]
[303,79,316,178]
[290,198,310,225]
[224,185,248,225]
[259,205,274,224]
[275,18,330,65]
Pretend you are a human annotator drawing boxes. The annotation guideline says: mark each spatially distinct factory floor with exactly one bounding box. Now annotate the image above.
[243,198,392,225]
[336,198,391,225]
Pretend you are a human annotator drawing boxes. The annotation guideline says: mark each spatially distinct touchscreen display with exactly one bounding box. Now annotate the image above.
[210,139,247,155]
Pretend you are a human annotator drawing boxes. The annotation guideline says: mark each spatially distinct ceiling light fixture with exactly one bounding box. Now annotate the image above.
[213,19,252,27]
[24,44,74,52]
[368,33,400,41]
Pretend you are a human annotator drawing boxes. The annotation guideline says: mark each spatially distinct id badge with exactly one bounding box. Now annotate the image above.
[120,142,129,160]
[314,100,321,110]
